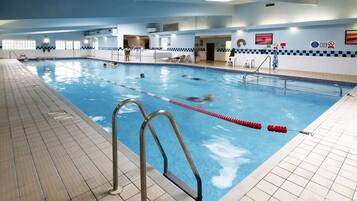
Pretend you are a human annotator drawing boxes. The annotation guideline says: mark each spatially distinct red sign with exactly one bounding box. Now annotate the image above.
[255,33,273,45]
[345,30,357,45]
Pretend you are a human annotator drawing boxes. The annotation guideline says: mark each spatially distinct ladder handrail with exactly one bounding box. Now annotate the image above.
[243,55,271,84]
[109,98,169,194]
[139,110,202,201]
[242,75,344,97]
[254,55,271,74]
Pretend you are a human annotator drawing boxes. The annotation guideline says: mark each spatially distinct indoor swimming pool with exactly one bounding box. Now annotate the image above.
[24,59,354,201]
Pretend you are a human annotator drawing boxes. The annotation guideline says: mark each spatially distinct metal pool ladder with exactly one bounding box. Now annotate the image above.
[109,98,202,201]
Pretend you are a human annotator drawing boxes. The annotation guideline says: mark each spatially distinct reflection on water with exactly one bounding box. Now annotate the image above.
[203,136,250,189]
[160,66,170,90]
[90,116,105,122]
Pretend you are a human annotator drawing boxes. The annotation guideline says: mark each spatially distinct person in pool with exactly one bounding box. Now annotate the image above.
[103,63,107,68]
[184,95,215,104]
[140,73,145,78]
[182,74,203,81]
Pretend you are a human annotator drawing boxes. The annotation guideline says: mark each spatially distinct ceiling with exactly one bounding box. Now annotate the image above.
[0,0,319,35]
[133,0,319,5]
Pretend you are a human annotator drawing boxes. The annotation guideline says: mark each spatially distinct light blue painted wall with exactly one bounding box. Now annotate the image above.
[98,36,118,48]
[231,24,357,51]
[150,33,195,49]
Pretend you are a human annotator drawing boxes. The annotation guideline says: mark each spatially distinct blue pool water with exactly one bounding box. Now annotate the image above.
[24,59,353,201]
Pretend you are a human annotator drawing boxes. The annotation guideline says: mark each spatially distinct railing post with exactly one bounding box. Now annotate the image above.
[140,48,142,63]
[108,106,122,195]
[109,99,169,196]
[334,84,343,97]
[269,56,272,74]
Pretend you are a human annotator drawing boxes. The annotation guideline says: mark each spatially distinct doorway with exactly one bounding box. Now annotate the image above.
[206,43,215,61]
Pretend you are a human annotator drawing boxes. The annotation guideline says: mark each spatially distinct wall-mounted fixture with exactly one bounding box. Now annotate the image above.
[43,36,50,45]
[289,27,298,32]
[265,3,275,7]
[205,0,232,2]
[237,30,244,35]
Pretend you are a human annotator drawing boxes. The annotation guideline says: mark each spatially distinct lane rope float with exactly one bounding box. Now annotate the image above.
[169,100,262,129]
[56,63,291,132]
[267,125,288,133]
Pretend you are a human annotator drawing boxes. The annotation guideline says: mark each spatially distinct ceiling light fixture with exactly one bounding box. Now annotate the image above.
[290,27,298,32]
[43,36,50,45]
[205,0,232,2]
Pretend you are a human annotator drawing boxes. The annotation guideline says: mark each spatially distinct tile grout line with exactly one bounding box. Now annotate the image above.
[23,63,131,200]
[8,63,73,201]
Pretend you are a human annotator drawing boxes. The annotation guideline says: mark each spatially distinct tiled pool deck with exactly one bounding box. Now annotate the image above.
[1,58,357,201]
[0,59,193,201]
[221,85,357,201]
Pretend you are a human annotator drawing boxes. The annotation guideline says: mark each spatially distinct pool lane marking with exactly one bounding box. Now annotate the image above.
[56,63,288,132]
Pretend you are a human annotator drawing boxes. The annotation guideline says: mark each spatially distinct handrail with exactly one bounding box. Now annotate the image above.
[109,98,169,195]
[242,75,344,97]
[254,55,271,74]
[139,110,202,201]
[334,84,343,97]
[243,55,271,84]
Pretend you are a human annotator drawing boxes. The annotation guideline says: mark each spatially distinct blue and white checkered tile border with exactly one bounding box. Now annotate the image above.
[81,46,94,49]
[233,49,357,58]
[216,48,232,52]
[36,46,56,50]
[167,48,194,52]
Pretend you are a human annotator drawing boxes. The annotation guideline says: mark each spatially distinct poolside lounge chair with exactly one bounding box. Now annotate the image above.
[160,55,180,62]
[176,55,186,63]
[183,55,191,63]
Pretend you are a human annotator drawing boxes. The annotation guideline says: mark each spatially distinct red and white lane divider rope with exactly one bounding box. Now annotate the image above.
[58,63,288,133]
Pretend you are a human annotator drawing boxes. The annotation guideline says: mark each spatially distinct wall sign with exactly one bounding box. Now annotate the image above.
[345,30,357,45]
[310,40,335,49]
[255,33,273,45]
[327,41,335,48]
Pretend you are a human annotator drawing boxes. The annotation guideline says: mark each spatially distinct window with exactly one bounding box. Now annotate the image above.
[2,40,36,50]
[56,40,80,50]
[65,41,73,50]
[55,40,66,50]
[93,38,99,50]
[73,41,81,50]
[161,37,169,50]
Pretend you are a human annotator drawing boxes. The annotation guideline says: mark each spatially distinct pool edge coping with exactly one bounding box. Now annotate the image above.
[219,86,357,200]
[85,56,357,86]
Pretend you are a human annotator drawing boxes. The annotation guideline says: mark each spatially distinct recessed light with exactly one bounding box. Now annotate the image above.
[290,27,298,32]
[205,0,232,2]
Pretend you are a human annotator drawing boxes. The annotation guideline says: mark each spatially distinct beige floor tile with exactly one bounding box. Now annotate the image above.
[246,187,271,201]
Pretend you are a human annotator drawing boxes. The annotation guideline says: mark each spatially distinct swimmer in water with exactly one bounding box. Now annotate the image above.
[183,95,214,104]
[181,74,203,81]
[103,63,107,68]
[140,73,145,79]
